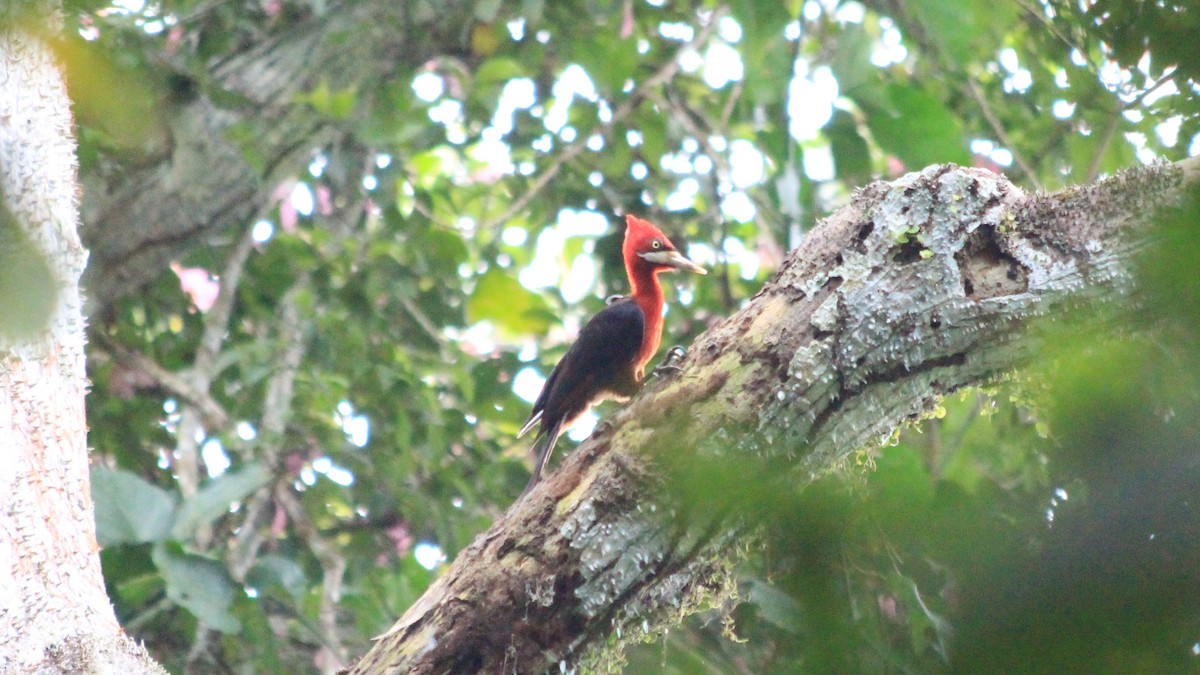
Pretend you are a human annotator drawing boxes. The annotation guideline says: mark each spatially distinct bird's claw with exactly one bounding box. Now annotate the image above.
[652,345,687,377]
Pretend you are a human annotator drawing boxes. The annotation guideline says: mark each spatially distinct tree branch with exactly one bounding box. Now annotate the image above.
[228,278,311,580]
[871,0,1044,191]
[278,485,348,675]
[91,333,230,430]
[79,0,478,313]
[962,76,1045,192]
[0,12,166,672]
[344,157,1198,674]
[175,225,256,500]
[480,6,729,236]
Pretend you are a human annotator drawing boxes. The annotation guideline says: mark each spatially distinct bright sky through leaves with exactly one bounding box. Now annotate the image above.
[75,1,1200,668]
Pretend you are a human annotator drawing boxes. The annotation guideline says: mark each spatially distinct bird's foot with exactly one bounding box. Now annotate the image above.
[651,346,687,377]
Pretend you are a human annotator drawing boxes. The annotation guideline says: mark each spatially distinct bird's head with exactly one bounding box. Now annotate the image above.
[622,214,707,276]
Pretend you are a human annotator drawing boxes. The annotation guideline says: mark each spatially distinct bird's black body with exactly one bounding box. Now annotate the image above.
[516,214,705,497]
[520,298,644,495]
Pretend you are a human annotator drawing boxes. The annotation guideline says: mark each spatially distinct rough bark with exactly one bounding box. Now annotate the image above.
[346,157,1200,674]
[0,11,165,674]
[78,0,474,313]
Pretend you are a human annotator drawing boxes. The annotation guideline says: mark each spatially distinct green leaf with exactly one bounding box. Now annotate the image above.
[414,228,469,275]
[905,0,1018,65]
[297,80,358,120]
[864,83,970,170]
[328,88,358,120]
[869,445,936,530]
[521,0,544,23]
[408,147,461,189]
[223,120,268,176]
[466,269,555,337]
[475,57,525,85]
[635,100,668,167]
[246,555,308,602]
[732,0,795,103]
[92,466,177,546]
[153,542,241,633]
[54,38,167,154]
[473,0,502,22]
[231,594,285,671]
[827,23,878,103]
[747,579,804,634]
[572,35,637,96]
[0,194,58,341]
[826,109,872,186]
[171,464,271,540]
[1065,122,1134,184]
[115,572,166,607]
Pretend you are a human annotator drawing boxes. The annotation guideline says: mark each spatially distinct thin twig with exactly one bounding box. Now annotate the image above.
[183,626,214,675]
[1127,65,1178,108]
[406,193,454,230]
[227,493,272,582]
[876,0,1043,190]
[230,279,311,581]
[277,485,347,675]
[963,76,1045,191]
[481,6,730,234]
[125,596,174,634]
[652,88,781,225]
[176,227,259,674]
[718,79,742,131]
[91,333,230,430]
[1010,0,1098,73]
[645,90,736,306]
[175,226,258,500]
[1085,112,1121,183]
[260,280,309,446]
[398,294,444,350]
[195,226,258,374]
[650,82,804,302]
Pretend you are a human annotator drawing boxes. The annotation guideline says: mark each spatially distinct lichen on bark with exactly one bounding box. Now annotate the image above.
[345,158,1198,674]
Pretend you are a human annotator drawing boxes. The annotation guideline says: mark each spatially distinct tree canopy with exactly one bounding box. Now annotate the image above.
[46,0,1200,672]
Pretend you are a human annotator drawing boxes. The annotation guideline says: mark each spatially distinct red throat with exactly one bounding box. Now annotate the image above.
[622,215,669,376]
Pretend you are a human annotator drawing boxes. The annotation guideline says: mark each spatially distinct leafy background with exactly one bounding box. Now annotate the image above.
[55,0,1200,672]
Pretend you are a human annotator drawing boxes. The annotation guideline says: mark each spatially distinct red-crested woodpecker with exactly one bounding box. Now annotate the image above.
[518,214,706,495]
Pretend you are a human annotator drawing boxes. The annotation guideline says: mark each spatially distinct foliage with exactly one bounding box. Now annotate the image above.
[67,0,1200,672]
[0,182,57,340]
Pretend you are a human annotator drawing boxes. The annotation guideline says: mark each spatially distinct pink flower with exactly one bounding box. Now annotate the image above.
[316,184,333,215]
[620,0,635,39]
[272,179,300,233]
[171,262,220,312]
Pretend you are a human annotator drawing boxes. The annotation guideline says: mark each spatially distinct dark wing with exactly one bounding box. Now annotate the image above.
[520,298,645,436]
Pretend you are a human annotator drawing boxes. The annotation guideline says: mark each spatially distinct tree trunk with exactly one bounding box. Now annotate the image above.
[346,158,1200,674]
[77,0,475,314]
[0,11,165,674]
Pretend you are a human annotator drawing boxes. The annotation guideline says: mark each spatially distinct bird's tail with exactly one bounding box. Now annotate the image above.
[520,420,564,497]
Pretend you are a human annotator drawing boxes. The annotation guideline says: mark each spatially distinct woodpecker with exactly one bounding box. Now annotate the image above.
[518,214,706,495]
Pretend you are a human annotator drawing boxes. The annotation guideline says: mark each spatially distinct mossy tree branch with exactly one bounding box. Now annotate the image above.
[77,0,477,312]
[346,158,1200,674]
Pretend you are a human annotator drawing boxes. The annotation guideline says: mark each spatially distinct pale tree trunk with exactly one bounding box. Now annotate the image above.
[346,158,1200,674]
[0,10,164,674]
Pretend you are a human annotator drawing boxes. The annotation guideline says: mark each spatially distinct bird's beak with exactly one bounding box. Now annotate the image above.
[638,249,708,274]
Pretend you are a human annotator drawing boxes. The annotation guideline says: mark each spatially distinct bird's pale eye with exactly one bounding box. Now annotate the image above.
[651,240,662,250]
